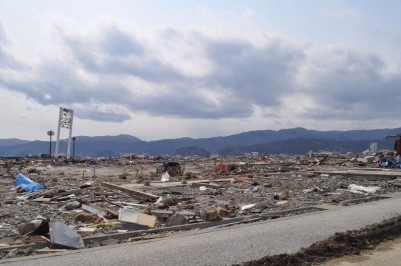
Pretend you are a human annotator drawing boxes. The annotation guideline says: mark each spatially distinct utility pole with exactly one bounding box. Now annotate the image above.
[72,137,76,158]
[47,130,55,159]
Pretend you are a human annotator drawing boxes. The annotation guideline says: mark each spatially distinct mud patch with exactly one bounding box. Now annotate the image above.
[237,215,401,266]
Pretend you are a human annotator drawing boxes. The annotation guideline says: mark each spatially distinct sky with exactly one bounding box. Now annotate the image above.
[0,0,401,141]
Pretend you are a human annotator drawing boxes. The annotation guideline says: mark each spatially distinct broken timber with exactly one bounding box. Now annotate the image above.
[101,182,159,201]
[313,169,401,180]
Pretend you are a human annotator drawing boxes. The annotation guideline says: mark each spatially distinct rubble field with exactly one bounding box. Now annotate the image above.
[1,153,401,261]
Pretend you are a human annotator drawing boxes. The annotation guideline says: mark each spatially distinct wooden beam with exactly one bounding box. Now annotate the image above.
[101,182,159,201]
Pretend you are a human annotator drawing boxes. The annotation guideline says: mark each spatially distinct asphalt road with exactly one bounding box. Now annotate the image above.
[2,195,401,266]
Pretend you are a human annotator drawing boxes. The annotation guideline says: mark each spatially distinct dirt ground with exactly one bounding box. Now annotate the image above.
[1,154,401,261]
[323,236,401,265]
[238,216,401,266]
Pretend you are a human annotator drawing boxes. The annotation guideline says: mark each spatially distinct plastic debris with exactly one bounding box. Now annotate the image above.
[10,173,44,193]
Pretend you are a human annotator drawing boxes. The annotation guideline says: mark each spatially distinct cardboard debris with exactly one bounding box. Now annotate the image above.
[118,208,156,227]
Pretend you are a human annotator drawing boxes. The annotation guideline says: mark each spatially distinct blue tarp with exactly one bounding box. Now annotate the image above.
[10,173,44,193]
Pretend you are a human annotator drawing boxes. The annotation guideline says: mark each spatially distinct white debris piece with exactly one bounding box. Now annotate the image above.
[241,203,257,211]
[78,227,96,233]
[118,208,156,227]
[348,184,380,194]
[156,196,163,204]
[161,171,171,182]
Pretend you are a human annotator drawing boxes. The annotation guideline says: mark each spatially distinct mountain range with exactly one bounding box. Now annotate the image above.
[0,127,399,157]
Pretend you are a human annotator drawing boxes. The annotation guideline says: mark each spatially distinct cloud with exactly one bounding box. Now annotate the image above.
[0,22,8,44]
[297,45,401,120]
[205,38,304,107]
[29,22,305,119]
[1,18,400,125]
[0,22,25,69]
[73,105,131,122]
[99,24,144,57]
[58,24,182,83]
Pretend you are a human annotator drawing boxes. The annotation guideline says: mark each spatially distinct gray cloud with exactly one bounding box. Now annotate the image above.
[0,22,25,69]
[118,37,304,118]
[3,60,132,123]
[0,25,6,44]
[74,107,131,122]
[126,83,253,119]
[205,39,304,106]
[99,25,144,57]
[57,25,305,119]
[60,27,183,83]
[298,47,401,120]
[62,36,100,72]
[2,21,400,124]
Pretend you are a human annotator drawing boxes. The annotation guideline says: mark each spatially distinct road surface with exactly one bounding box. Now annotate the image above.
[2,194,401,266]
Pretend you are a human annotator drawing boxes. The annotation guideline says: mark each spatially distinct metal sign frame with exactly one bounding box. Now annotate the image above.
[55,107,74,158]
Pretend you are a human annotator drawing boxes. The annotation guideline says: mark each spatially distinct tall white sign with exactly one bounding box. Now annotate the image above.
[55,107,74,158]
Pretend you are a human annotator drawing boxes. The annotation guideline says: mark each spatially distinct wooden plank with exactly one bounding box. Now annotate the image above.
[128,233,166,242]
[32,197,52,202]
[231,176,255,185]
[191,182,222,190]
[22,236,50,244]
[104,207,119,217]
[101,182,159,201]
[313,170,400,180]
[36,248,68,253]
[81,203,108,221]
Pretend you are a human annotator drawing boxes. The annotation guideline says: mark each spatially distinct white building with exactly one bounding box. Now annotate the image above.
[369,142,378,153]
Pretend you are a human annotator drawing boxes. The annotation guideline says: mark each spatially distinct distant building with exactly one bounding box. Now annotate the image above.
[210,153,220,159]
[370,142,378,153]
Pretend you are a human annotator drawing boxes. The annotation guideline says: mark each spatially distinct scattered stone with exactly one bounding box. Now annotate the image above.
[100,238,120,246]
[4,249,17,259]
[65,201,81,210]
[203,209,221,221]
[75,214,101,223]
[216,207,232,218]
[50,220,84,249]
[161,197,179,206]
[165,213,189,227]
[17,219,45,235]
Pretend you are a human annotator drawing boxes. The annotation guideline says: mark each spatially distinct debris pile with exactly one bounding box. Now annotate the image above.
[1,153,401,259]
